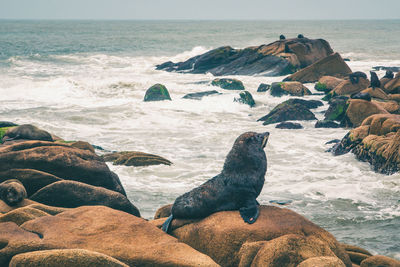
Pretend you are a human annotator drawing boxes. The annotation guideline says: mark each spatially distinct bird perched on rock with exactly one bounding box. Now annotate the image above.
[370,71,381,89]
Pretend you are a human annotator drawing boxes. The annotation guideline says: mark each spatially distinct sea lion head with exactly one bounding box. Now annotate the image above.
[223,132,269,173]
[0,180,27,206]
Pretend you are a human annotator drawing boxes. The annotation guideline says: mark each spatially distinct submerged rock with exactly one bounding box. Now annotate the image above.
[182,90,220,100]
[258,99,317,125]
[234,90,255,107]
[156,38,334,76]
[284,52,352,83]
[102,151,172,167]
[276,122,303,129]
[257,83,271,92]
[315,120,341,128]
[143,84,172,102]
[211,78,244,90]
[270,81,311,97]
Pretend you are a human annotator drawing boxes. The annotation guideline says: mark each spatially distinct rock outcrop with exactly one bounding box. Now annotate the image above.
[0,206,219,267]
[332,113,400,174]
[234,91,256,107]
[315,76,345,93]
[258,99,318,125]
[159,205,352,267]
[183,90,220,100]
[0,141,125,195]
[211,78,245,90]
[284,53,352,83]
[102,151,172,167]
[156,38,334,76]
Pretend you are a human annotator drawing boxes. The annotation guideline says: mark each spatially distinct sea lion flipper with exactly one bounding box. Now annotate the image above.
[239,199,259,224]
[161,215,174,233]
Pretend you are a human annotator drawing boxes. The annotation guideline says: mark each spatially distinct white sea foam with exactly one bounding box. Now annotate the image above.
[1,47,399,258]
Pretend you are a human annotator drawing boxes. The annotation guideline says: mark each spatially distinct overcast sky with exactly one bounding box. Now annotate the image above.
[1,0,399,20]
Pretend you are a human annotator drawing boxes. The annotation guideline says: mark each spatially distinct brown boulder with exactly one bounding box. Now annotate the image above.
[0,205,50,226]
[0,199,37,213]
[345,99,388,127]
[0,169,62,197]
[0,206,219,267]
[332,78,370,96]
[103,151,172,167]
[284,53,352,83]
[280,81,312,96]
[315,76,344,92]
[384,77,400,94]
[168,205,351,267]
[389,94,400,102]
[68,141,95,153]
[0,141,125,195]
[380,77,392,89]
[30,180,140,217]
[374,100,400,114]
[9,249,129,267]
[298,256,346,267]
[333,114,400,174]
[360,255,400,267]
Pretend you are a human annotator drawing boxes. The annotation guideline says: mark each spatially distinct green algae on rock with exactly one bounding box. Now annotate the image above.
[143,84,172,102]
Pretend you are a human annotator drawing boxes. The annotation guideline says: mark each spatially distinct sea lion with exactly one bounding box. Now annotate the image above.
[0,179,27,206]
[279,35,286,40]
[2,124,53,143]
[370,71,381,89]
[162,131,269,233]
[350,92,371,101]
[297,34,304,38]
[383,70,394,79]
[349,71,367,84]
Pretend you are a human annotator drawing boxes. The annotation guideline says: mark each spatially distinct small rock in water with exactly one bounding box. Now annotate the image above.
[315,120,341,128]
[182,90,220,100]
[269,200,293,205]
[275,122,303,129]
[211,78,245,90]
[325,139,341,145]
[143,84,172,102]
[234,91,255,107]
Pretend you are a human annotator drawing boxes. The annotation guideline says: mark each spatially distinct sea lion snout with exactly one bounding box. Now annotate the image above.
[260,132,270,148]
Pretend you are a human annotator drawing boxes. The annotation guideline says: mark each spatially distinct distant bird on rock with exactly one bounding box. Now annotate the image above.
[370,71,381,89]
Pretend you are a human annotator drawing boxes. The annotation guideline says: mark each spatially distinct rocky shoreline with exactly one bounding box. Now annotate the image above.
[1,36,400,266]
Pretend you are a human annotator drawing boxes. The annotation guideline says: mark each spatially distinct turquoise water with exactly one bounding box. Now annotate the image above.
[0,20,399,259]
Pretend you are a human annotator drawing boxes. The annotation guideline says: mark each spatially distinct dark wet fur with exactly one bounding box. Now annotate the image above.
[349,71,367,84]
[163,132,268,232]
[370,71,381,89]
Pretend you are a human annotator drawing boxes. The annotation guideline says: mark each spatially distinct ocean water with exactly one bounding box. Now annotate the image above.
[0,20,399,259]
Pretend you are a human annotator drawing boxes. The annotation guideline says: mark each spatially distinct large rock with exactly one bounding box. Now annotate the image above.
[360,255,400,267]
[156,38,333,76]
[143,84,172,102]
[315,76,344,92]
[270,81,311,97]
[0,141,125,195]
[344,99,389,127]
[258,99,317,125]
[284,53,352,83]
[165,205,351,267]
[102,151,172,167]
[361,87,389,100]
[0,205,51,226]
[298,256,346,267]
[9,249,129,267]
[327,77,370,98]
[0,206,219,267]
[384,76,400,94]
[30,180,140,217]
[332,114,400,174]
